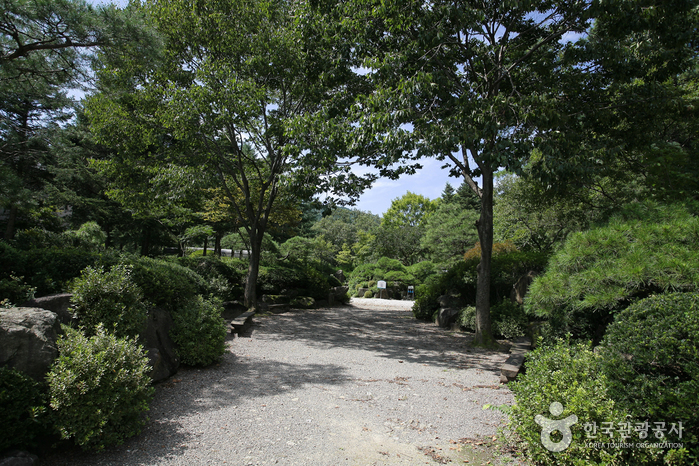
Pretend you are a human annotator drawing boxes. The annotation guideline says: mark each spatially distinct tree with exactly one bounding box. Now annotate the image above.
[373,192,437,265]
[88,0,374,308]
[0,0,153,240]
[422,185,479,267]
[343,0,698,345]
[345,0,590,345]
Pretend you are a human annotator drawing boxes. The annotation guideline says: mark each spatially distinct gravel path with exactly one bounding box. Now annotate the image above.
[43,298,514,465]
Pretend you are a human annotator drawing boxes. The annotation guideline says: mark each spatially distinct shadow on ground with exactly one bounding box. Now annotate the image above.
[252,302,506,374]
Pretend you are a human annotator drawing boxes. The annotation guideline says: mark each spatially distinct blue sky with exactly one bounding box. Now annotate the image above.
[351,158,456,215]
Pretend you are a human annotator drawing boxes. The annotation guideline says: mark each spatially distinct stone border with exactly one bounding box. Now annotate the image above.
[500,336,532,383]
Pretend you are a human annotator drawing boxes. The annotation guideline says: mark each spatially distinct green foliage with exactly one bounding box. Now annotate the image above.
[0,274,36,307]
[600,293,699,459]
[526,203,699,340]
[421,198,479,267]
[363,290,373,298]
[170,296,227,367]
[47,325,154,451]
[258,264,331,301]
[70,265,148,339]
[174,255,244,301]
[458,306,476,330]
[490,300,529,339]
[349,257,416,298]
[0,367,49,451]
[406,260,437,284]
[508,339,642,466]
[412,248,548,321]
[123,255,205,310]
[0,240,118,297]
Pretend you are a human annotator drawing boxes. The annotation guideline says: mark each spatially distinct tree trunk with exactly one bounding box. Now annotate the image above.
[473,166,496,347]
[214,233,222,257]
[3,205,18,241]
[244,229,263,309]
[203,236,208,256]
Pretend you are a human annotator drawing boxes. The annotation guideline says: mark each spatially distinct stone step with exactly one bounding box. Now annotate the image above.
[500,336,532,383]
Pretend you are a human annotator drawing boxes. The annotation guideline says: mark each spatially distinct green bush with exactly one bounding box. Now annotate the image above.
[491,300,529,339]
[526,203,699,340]
[170,296,227,366]
[349,257,416,297]
[0,243,117,298]
[508,339,651,465]
[258,264,330,300]
[411,248,548,321]
[0,274,36,307]
[70,265,148,339]
[0,367,49,451]
[174,255,244,301]
[47,325,154,451]
[600,292,699,462]
[458,306,476,331]
[124,256,205,309]
[363,290,373,298]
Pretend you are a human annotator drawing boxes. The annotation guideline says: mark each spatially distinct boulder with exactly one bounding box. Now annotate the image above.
[377,289,391,299]
[19,293,75,326]
[437,293,464,309]
[511,271,537,304]
[356,287,369,298]
[0,308,61,382]
[436,308,461,329]
[333,270,346,284]
[140,307,179,383]
[331,286,349,300]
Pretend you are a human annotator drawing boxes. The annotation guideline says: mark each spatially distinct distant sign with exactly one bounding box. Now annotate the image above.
[377,280,387,289]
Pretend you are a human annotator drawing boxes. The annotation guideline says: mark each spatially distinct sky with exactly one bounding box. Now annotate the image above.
[351,158,458,215]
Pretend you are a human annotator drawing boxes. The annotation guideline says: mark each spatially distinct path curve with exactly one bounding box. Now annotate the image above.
[43,298,514,465]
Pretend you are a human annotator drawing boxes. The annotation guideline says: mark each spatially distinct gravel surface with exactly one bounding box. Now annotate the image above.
[43,298,515,465]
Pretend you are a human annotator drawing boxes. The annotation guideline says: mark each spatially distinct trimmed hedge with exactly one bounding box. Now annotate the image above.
[170,296,227,366]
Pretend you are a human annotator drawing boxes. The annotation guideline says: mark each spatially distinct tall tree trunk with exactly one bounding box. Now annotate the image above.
[3,205,18,241]
[244,228,263,309]
[214,233,222,257]
[203,236,208,256]
[473,166,495,347]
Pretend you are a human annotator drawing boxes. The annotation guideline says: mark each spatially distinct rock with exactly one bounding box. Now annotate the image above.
[333,270,346,283]
[356,287,369,298]
[0,450,39,466]
[436,308,461,329]
[0,308,61,382]
[19,293,75,326]
[511,271,537,305]
[437,294,463,309]
[331,286,349,300]
[377,289,390,299]
[140,307,179,383]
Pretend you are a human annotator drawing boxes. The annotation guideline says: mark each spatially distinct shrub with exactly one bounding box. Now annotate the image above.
[491,300,529,339]
[600,293,699,461]
[526,203,699,340]
[363,290,373,298]
[0,274,36,307]
[70,265,148,339]
[124,256,205,309]
[349,257,416,297]
[170,296,227,366]
[507,339,650,465]
[0,367,48,451]
[258,264,330,300]
[47,325,154,451]
[458,306,476,331]
[174,255,244,301]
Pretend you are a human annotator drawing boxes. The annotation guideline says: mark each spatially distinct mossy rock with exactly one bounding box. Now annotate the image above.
[290,296,315,309]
